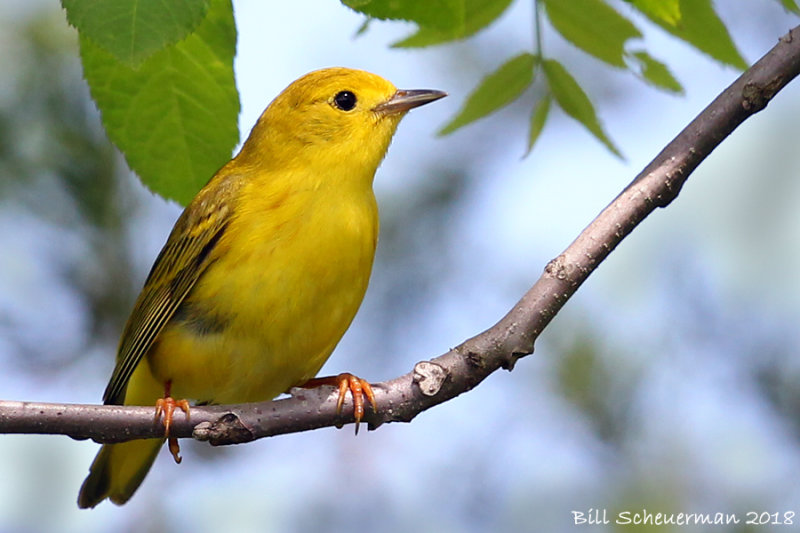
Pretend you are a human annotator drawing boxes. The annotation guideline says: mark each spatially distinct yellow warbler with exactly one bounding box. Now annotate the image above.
[77,67,445,508]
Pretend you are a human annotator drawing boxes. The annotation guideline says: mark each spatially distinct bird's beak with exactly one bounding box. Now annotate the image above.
[374,89,447,115]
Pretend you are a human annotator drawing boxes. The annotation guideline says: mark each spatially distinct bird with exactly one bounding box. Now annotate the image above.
[77,67,445,508]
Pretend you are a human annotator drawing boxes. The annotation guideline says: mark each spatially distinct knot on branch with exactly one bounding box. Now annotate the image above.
[544,254,582,287]
[193,412,255,446]
[742,79,782,112]
[413,361,448,396]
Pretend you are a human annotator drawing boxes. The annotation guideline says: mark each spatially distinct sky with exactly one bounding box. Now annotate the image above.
[1,1,800,532]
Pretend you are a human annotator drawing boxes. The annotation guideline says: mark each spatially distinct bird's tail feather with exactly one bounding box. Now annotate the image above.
[77,438,164,509]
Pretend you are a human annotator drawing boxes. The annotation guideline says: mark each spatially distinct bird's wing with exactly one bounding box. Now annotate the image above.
[102,183,236,405]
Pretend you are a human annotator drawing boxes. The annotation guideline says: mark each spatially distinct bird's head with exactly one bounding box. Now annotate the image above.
[237,67,445,179]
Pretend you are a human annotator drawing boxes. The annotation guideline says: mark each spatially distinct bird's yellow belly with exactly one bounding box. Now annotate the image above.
[144,189,378,405]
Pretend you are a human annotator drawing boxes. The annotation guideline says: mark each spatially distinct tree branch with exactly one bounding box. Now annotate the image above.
[2,26,800,446]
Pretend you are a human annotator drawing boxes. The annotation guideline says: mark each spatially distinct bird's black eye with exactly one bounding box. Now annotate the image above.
[333,90,357,111]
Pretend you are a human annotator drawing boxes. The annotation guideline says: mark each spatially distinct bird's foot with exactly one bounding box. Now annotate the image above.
[155,393,191,464]
[300,373,377,434]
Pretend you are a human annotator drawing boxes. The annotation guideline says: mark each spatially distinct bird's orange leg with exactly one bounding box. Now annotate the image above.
[300,373,377,434]
[154,380,190,464]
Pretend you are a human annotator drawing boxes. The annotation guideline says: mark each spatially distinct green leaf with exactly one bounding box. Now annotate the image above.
[80,0,239,205]
[543,59,622,158]
[393,0,513,48]
[525,94,551,156]
[354,16,372,37]
[342,0,464,31]
[439,52,536,135]
[624,0,680,25]
[543,0,642,68]
[777,0,800,14]
[630,50,683,93]
[627,0,747,69]
[62,0,210,66]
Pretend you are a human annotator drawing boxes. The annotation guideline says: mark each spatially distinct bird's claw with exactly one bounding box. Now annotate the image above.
[154,396,190,463]
[301,372,377,434]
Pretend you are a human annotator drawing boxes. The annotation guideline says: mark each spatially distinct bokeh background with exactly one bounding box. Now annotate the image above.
[1,1,799,532]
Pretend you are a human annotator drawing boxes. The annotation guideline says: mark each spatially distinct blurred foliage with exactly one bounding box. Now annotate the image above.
[0,9,135,370]
[552,326,631,444]
[370,167,471,352]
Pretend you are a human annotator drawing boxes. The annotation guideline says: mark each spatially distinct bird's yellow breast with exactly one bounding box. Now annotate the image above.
[147,170,379,404]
